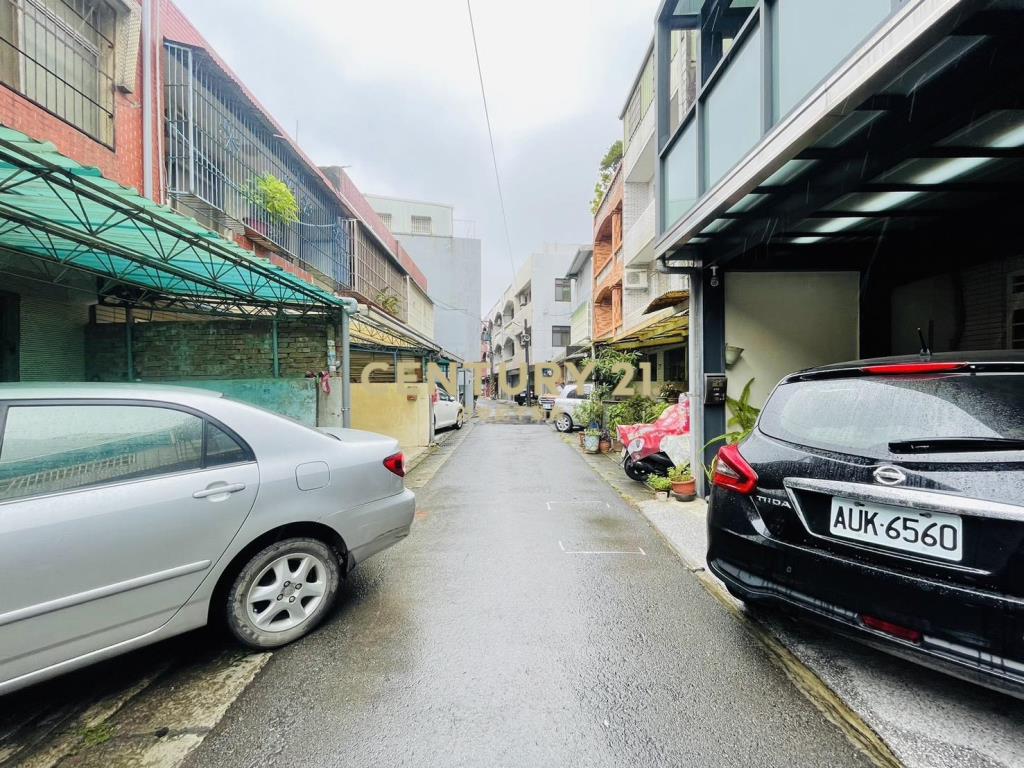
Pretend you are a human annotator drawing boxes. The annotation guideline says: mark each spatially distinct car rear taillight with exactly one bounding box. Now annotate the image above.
[861,362,965,375]
[861,615,922,644]
[712,444,758,495]
[383,452,406,478]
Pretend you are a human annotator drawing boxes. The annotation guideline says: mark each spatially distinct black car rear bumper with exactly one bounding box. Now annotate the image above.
[708,518,1024,699]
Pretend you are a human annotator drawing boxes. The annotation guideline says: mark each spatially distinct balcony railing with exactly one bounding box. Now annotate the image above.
[623,198,655,266]
[164,43,353,291]
[624,53,654,152]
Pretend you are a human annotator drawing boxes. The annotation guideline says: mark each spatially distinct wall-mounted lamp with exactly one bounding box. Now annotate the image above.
[725,344,744,368]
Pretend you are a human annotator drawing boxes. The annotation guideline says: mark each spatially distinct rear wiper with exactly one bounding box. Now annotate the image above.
[889,436,1024,453]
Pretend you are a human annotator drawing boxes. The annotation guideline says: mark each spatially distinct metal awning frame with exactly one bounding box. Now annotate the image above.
[0,129,347,317]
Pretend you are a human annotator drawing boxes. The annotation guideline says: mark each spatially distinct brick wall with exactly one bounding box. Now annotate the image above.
[86,316,336,380]
[0,21,145,190]
[961,254,1024,349]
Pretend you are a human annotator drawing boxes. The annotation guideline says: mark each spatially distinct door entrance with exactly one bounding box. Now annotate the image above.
[0,292,19,382]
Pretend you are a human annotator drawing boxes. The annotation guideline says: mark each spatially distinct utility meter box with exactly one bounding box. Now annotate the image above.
[704,374,728,405]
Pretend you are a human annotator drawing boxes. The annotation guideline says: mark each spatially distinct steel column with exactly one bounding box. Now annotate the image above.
[125,306,134,380]
[272,315,280,378]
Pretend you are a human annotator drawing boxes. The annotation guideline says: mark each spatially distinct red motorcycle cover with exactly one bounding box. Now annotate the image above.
[617,401,691,463]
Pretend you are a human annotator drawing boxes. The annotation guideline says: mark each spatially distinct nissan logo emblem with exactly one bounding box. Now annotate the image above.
[873,465,907,486]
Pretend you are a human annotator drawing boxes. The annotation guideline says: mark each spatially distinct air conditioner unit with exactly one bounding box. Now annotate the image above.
[624,268,649,290]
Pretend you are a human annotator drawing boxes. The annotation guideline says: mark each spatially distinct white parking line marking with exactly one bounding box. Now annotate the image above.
[558,540,646,555]
[546,500,611,510]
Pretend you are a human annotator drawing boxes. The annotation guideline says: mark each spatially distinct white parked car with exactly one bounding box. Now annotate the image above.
[550,383,595,432]
[0,383,415,695]
[434,387,464,431]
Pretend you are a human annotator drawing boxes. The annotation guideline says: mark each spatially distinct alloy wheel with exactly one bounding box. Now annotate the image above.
[246,552,328,632]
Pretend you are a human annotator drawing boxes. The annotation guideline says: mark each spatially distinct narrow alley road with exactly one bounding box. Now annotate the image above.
[183,424,870,768]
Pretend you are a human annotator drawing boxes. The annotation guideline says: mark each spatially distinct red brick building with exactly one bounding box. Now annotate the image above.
[0,0,441,402]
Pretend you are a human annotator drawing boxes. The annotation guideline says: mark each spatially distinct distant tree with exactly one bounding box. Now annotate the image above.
[590,140,623,215]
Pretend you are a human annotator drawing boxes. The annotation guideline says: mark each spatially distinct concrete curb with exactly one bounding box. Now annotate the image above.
[561,431,904,768]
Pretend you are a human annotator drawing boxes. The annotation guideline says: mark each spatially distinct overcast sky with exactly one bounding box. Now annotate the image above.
[173,0,658,313]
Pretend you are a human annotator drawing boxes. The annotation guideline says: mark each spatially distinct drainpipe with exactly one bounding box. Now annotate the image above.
[141,0,154,200]
[337,298,359,428]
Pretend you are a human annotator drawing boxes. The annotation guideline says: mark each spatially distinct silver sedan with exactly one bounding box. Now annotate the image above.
[0,383,415,695]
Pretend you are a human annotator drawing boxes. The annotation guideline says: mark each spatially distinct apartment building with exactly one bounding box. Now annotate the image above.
[566,247,593,354]
[365,195,483,409]
[612,40,690,391]
[649,0,1024,486]
[484,244,581,396]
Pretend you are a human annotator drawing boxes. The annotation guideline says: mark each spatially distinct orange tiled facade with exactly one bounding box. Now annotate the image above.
[592,167,623,340]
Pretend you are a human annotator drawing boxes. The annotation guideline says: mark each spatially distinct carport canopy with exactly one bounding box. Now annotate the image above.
[663,4,1024,277]
[0,126,347,316]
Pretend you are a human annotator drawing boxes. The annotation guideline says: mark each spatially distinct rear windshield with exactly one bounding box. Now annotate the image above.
[759,373,1024,459]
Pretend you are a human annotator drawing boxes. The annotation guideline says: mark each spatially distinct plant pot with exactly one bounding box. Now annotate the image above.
[671,479,696,496]
[598,437,612,453]
[583,434,600,453]
[578,432,585,447]
[672,491,697,503]
[611,438,623,452]
[654,490,669,501]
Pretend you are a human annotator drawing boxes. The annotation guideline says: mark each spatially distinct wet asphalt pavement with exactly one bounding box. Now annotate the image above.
[183,424,871,768]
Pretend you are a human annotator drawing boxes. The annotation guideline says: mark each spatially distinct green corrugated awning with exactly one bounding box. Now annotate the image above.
[0,125,345,315]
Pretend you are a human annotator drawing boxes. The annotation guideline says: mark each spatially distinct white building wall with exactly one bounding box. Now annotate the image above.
[406,279,435,340]
[365,196,454,238]
[529,244,579,364]
[725,271,860,410]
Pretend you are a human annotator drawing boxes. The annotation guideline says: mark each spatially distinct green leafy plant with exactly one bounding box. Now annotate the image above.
[584,427,602,437]
[668,463,693,483]
[577,348,640,400]
[726,377,761,438]
[659,381,686,401]
[246,173,300,225]
[606,394,668,433]
[647,475,673,492]
[375,289,401,316]
[589,140,623,214]
[700,377,762,482]
[574,398,606,430]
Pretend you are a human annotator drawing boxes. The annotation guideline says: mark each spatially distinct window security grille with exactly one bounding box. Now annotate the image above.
[0,0,116,144]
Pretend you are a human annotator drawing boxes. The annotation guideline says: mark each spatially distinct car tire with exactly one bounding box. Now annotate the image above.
[554,413,573,433]
[226,537,341,650]
[455,411,464,429]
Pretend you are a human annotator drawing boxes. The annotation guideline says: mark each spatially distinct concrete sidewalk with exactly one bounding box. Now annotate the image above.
[569,435,1024,768]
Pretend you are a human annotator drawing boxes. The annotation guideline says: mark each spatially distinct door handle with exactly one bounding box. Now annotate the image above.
[193,482,246,499]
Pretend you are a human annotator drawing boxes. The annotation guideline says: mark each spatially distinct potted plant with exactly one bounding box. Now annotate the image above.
[375,289,401,316]
[583,428,601,454]
[245,173,300,226]
[598,430,612,453]
[647,475,672,500]
[573,398,605,442]
[668,464,696,500]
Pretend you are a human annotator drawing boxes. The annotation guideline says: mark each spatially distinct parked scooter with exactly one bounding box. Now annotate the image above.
[617,401,691,483]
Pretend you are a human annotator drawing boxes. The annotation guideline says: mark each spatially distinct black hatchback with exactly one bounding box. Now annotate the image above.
[707,352,1024,697]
